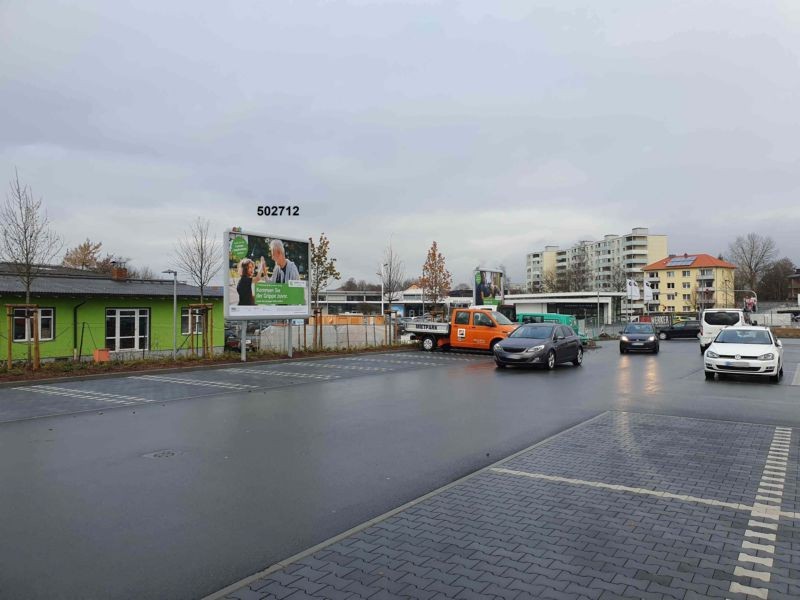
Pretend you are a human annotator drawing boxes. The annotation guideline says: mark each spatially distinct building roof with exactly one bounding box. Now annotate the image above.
[0,263,222,298]
[643,254,736,271]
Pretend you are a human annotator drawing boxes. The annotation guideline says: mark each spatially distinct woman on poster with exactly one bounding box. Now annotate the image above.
[236,257,267,305]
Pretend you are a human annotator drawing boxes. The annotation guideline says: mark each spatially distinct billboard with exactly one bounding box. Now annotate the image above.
[225,229,311,319]
[473,269,505,306]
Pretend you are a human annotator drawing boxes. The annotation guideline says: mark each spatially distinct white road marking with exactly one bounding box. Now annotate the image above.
[792,365,800,386]
[732,578,771,594]
[748,520,778,531]
[20,385,152,405]
[742,540,775,553]
[129,375,257,389]
[738,553,773,567]
[288,363,390,372]
[729,427,792,599]
[220,368,339,380]
[488,468,751,511]
[745,530,776,542]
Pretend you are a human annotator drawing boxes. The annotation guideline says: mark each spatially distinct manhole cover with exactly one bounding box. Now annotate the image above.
[142,449,179,459]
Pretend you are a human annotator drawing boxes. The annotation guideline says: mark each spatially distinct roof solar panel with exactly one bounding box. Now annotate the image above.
[666,256,697,267]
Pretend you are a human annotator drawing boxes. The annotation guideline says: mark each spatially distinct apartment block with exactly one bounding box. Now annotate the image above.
[642,254,736,313]
[526,227,668,297]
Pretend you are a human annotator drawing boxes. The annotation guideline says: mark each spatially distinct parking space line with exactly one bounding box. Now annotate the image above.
[488,467,752,511]
[287,363,391,372]
[128,375,258,389]
[793,365,800,386]
[19,386,148,405]
[220,368,339,380]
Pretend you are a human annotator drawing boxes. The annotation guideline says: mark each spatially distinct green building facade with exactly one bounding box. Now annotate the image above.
[1,264,223,362]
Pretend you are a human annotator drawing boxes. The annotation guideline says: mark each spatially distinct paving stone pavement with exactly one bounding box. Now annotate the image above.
[218,412,799,600]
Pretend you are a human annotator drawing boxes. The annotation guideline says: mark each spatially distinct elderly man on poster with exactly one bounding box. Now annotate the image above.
[268,239,301,283]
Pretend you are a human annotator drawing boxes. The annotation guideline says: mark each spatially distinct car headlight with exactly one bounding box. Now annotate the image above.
[523,344,546,354]
[647,336,655,342]
[706,350,719,358]
[620,335,629,342]
[758,353,775,361]
[493,344,502,352]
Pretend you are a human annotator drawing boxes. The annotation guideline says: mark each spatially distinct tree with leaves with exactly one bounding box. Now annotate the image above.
[420,241,452,313]
[173,217,221,303]
[381,241,405,305]
[727,233,777,293]
[759,258,796,301]
[0,170,63,365]
[63,238,103,270]
[309,233,341,348]
[309,233,341,309]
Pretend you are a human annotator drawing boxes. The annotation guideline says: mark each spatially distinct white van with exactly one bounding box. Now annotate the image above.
[699,309,748,353]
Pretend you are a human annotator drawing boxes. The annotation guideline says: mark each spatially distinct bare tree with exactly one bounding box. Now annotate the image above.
[420,241,452,313]
[0,170,63,302]
[0,170,63,365]
[727,233,777,293]
[541,270,561,293]
[173,217,221,303]
[380,242,405,305]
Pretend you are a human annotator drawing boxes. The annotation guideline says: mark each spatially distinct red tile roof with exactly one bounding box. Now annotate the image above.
[643,254,736,271]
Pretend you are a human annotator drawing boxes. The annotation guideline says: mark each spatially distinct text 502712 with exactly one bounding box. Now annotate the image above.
[257,206,300,216]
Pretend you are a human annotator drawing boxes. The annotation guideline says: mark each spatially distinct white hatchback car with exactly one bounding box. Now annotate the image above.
[704,326,784,383]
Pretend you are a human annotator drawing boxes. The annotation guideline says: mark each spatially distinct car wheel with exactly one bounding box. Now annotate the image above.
[658,332,667,340]
[704,371,715,381]
[495,361,506,369]
[546,350,556,370]
[770,373,781,384]
[619,347,626,354]
[422,335,436,352]
[573,347,583,366]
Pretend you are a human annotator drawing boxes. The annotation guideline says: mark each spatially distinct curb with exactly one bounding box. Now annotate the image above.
[202,411,609,600]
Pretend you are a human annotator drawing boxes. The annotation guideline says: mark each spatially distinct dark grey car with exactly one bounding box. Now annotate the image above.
[493,324,583,370]
[619,323,659,354]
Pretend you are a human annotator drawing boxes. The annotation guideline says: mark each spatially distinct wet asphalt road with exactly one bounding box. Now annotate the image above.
[0,340,798,600]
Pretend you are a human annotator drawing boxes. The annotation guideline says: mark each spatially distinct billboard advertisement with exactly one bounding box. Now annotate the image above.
[225,229,311,319]
[473,269,505,306]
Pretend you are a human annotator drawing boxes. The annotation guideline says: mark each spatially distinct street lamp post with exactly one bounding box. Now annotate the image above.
[162,270,177,359]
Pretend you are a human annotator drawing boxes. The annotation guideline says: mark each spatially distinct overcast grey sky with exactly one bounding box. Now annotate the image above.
[2,1,799,286]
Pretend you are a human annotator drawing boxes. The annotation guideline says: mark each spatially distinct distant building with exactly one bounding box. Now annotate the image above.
[525,227,668,310]
[789,268,800,304]
[642,254,736,313]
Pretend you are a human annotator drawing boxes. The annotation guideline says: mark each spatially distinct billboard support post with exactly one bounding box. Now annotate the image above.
[240,320,246,362]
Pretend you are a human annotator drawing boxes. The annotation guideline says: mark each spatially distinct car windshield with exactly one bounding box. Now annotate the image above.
[704,311,741,326]
[623,324,654,334]
[715,329,772,345]
[509,325,554,339]
[491,312,513,325]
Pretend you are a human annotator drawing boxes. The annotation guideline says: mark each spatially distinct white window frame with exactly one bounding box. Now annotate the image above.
[12,308,55,342]
[181,308,205,335]
[105,308,150,352]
